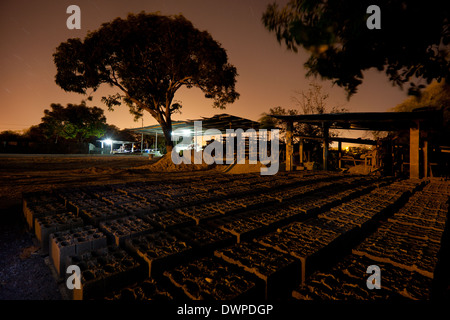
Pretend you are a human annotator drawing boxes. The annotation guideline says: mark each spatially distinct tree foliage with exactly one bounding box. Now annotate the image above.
[262,0,450,97]
[390,80,450,146]
[54,12,239,152]
[390,80,450,112]
[39,103,107,143]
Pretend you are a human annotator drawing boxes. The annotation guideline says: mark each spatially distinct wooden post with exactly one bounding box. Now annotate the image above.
[423,139,428,178]
[322,123,329,171]
[286,121,294,171]
[299,138,304,164]
[410,121,420,179]
[338,141,342,169]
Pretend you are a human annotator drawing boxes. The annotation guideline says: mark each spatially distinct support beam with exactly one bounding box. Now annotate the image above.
[409,122,420,179]
[286,121,294,171]
[299,138,304,164]
[338,141,342,169]
[423,140,428,178]
[322,123,329,171]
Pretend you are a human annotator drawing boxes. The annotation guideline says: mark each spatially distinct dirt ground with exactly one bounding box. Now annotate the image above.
[0,154,209,300]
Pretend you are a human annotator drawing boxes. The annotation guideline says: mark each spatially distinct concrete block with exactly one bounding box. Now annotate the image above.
[91,233,108,250]
[35,212,83,253]
[50,233,76,277]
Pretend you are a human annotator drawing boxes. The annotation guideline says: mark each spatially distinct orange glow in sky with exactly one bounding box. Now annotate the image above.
[0,0,410,134]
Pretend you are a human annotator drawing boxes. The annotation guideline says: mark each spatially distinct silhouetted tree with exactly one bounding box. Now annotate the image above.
[54,12,239,153]
[0,130,22,141]
[39,102,107,143]
[263,0,450,97]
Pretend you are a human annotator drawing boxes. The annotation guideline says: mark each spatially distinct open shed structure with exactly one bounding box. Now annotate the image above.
[272,108,444,179]
[128,113,261,152]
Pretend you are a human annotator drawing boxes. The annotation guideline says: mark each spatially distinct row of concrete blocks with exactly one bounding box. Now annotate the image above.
[99,216,153,246]
[68,246,144,300]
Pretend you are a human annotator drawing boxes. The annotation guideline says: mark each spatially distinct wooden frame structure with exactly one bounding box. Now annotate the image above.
[271,109,443,179]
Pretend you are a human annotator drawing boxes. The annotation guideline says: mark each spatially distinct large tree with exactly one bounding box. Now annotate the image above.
[54,12,239,153]
[39,102,107,143]
[262,0,450,97]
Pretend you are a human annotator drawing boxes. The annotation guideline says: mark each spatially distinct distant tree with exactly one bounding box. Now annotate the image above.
[291,82,347,140]
[53,12,239,153]
[260,83,347,163]
[262,0,450,97]
[23,125,46,142]
[102,124,139,142]
[39,102,107,143]
[259,106,300,138]
[260,83,346,141]
[0,130,22,141]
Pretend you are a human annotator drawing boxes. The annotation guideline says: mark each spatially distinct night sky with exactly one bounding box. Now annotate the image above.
[0,0,411,134]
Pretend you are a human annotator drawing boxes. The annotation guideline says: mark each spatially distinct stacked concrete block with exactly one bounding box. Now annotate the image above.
[176,204,223,225]
[214,184,256,197]
[125,231,192,278]
[101,193,138,206]
[141,210,194,230]
[293,254,433,300]
[68,198,108,216]
[164,256,261,300]
[50,226,107,277]
[168,192,217,207]
[80,206,129,226]
[255,221,343,285]
[24,201,67,231]
[100,216,153,246]
[22,191,60,216]
[55,188,92,207]
[104,278,174,300]
[211,213,267,244]
[172,224,234,252]
[116,201,160,216]
[156,187,194,198]
[215,242,300,299]
[69,246,143,300]
[35,212,83,253]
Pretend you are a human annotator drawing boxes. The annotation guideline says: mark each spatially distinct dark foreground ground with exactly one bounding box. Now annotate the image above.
[0,154,200,299]
[0,154,449,303]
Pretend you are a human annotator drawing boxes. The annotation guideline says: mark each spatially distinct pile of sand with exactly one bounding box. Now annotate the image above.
[133,152,214,172]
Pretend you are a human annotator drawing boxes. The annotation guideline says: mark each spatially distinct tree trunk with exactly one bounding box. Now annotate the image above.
[161,123,173,154]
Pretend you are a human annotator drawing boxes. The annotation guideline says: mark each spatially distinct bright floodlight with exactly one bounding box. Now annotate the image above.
[104,139,113,145]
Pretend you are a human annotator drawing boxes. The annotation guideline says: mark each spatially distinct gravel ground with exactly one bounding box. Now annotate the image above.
[0,222,61,300]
